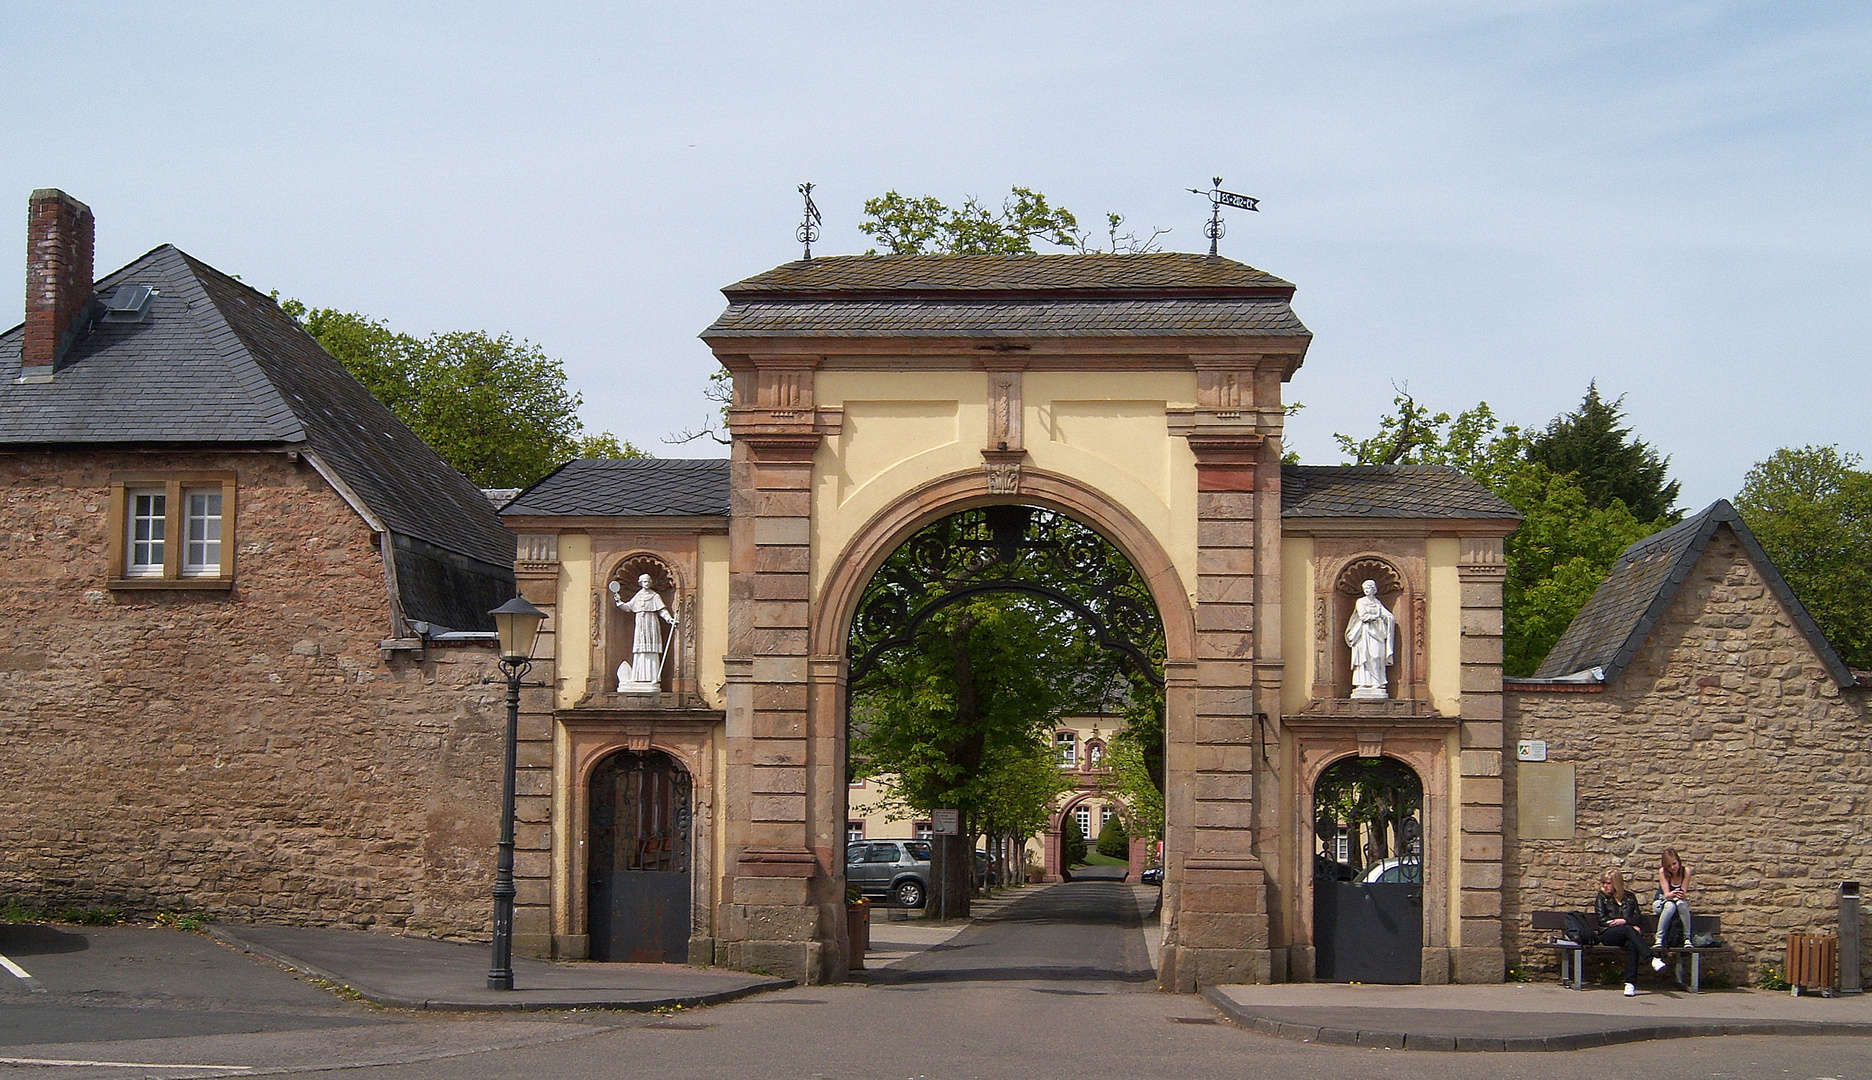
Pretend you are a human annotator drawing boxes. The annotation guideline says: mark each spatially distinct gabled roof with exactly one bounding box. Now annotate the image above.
[705,254,1311,341]
[0,244,515,629]
[1281,465,1520,520]
[502,458,730,518]
[1532,500,1854,687]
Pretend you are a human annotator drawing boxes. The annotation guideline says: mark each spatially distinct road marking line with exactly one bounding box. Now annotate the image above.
[0,953,46,993]
[0,1058,250,1071]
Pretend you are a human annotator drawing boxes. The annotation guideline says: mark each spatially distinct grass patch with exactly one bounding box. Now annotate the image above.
[1505,965,1533,983]
[155,911,208,932]
[1076,852,1128,868]
[0,901,127,926]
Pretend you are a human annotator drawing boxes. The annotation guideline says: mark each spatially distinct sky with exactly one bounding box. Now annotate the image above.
[4,2,1867,510]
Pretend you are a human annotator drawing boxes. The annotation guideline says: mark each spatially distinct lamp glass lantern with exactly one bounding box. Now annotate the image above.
[491,596,546,662]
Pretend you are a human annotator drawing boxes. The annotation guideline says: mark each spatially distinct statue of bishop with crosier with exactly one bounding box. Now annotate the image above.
[1344,579,1396,700]
[611,574,677,692]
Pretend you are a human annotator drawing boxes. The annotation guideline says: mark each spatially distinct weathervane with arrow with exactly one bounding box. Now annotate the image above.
[1188,177,1259,256]
[797,182,822,260]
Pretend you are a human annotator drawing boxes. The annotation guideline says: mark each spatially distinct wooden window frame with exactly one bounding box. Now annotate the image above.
[108,472,237,590]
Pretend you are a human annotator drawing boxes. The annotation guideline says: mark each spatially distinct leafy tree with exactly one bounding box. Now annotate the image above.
[860,187,1168,256]
[1335,391,1666,675]
[1095,812,1130,860]
[1528,383,1681,522]
[1060,813,1088,869]
[1735,446,1872,669]
[1102,728,1164,843]
[280,301,645,487]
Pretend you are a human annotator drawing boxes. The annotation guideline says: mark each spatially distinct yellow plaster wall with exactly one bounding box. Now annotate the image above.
[810,369,1200,607]
[698,533,729,708]
[555,533,593,711]
[1280,534,1316,714]
[1426,538,1461,716]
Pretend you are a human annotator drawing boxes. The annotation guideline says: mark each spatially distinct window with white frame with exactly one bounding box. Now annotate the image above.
[847,820,865,842]
[126,489,167,576]
[914,820,932,841]
[111,475,235,587]
[1056,731,1076,767]
[1073,805,1092,838]
[183,489,223,576]
[1101,806,1115,829]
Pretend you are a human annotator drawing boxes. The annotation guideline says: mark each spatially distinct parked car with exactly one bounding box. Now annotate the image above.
[1359,857,1423,884]
[973,850,1000,890]
[846,840,932,907]
[1140,863,1163,886]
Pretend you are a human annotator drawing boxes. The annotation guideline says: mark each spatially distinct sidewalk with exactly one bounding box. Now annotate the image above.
[1206,981,1872,1052]
[210,924,791,1012]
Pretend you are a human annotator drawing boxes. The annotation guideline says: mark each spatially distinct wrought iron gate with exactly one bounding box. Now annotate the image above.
[1312,756,1423,984]
[588,749,692,963]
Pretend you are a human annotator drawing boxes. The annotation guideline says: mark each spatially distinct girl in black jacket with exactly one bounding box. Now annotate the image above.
[1595,867,1665,995]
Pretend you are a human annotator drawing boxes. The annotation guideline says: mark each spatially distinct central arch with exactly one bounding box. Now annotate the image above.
[808,466,1198,980]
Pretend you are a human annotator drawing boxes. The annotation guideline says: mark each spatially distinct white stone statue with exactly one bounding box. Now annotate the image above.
[611,574,677,692]
[1344,579,1396,700]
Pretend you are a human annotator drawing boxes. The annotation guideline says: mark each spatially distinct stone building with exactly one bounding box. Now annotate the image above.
[0,190,516,935]
[1504,501,1870,980]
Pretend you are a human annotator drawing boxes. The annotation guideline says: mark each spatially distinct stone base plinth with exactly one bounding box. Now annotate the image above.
[1453,946,1505,983]
[1421,946,1451,984]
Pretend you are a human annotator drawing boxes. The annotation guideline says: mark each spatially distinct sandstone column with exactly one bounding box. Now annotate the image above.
[1454,536,1507,982]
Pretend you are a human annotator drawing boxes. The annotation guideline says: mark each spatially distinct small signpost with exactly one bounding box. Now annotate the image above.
[931,808,960,835]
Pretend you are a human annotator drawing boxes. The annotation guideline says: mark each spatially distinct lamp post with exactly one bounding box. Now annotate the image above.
[487,595,546,991]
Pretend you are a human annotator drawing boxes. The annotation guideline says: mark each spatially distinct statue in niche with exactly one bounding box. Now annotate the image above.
[1344,579,1396,699]
[611,574,677,692]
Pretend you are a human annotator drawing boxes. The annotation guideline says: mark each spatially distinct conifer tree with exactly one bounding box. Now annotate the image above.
[1527,383,1681,522]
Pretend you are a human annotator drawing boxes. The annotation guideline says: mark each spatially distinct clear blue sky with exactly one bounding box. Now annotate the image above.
[5,2,1866,510]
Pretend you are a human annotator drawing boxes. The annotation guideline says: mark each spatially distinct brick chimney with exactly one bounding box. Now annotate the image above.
[21,188,95,382]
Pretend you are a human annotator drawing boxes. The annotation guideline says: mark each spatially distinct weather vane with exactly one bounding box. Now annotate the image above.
[1188,176,1259,256]
[797,182,822,260]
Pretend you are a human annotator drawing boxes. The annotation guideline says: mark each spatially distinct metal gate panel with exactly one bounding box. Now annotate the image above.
[1315,881,1422,984]
[589,750,692,964]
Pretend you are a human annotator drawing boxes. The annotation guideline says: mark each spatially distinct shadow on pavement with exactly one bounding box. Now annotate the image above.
[0,924,89,957]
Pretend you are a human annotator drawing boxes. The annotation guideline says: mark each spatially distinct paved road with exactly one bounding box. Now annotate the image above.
[3,898,1869,1079]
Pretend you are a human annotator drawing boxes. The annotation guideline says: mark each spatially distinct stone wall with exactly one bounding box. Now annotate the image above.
[1505,529,1871,982]
[0,449,507,937]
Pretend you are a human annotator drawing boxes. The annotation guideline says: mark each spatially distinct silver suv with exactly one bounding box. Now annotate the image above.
[845,839,931,907]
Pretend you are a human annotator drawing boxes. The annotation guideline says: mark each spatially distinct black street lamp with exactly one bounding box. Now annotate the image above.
[487,595,546,991]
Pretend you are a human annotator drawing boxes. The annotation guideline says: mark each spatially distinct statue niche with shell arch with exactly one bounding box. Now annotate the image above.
[610,570,678,693]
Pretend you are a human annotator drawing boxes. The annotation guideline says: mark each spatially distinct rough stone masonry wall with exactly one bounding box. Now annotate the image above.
[1504,530,1871,982]
[0,450,506,937]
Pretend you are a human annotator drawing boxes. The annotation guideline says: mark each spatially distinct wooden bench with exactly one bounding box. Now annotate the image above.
[1530,910,1727,993]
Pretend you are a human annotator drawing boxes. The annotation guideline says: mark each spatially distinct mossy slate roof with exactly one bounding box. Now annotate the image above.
[706,253,1310,339]
[502,458,731,518]
[0,245,515,631]
[1280,465,1519,519]
[1532,500,1853,687]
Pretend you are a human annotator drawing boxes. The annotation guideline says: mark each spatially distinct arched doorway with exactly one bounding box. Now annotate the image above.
[841,503,1166,918]
[587,748,693,963]
[1311,755,1424,983]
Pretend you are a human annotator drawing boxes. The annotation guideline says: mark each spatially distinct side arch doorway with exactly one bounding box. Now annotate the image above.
[1311,756,1424,984]
[588,748,693,963]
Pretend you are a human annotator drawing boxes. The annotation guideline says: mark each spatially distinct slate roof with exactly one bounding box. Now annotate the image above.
[0,244,515,631]
[502,458,731,518]
[1532,500,1854,687]
[705,254,1310,340]
[722,254,1296,297]
[1281,465,1520,519]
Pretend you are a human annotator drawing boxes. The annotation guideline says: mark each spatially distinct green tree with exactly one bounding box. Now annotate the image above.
[280,301,646,487]
[1095,811,1130,860]
[1061,813,1088,869]
[1102,729,1164,843]
[860,187,1168,256]
[1335,391,1664,675]
[1735,446,1872,669]
[1528,383,1681,522]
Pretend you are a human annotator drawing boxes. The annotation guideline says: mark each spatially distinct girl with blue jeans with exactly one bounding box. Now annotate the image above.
[1655,849,1693,950]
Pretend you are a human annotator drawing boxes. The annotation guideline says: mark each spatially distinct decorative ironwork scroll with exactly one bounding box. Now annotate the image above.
[847,505,1165,688]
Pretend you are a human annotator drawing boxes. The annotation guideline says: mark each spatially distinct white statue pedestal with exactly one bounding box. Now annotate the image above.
[1349,686,1389,701]
[617,680,660,694]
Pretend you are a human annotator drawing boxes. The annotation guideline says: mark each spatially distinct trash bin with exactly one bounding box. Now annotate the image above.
[846,900,870,971]
[1786,933,1838,997]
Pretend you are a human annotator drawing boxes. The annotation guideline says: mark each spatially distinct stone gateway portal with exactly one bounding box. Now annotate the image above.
[499,252,1520,989]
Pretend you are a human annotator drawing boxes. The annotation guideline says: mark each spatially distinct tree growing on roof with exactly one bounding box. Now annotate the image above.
[859,187,1170,256]
[1735,445,1872,669]
[279,301,645,487]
